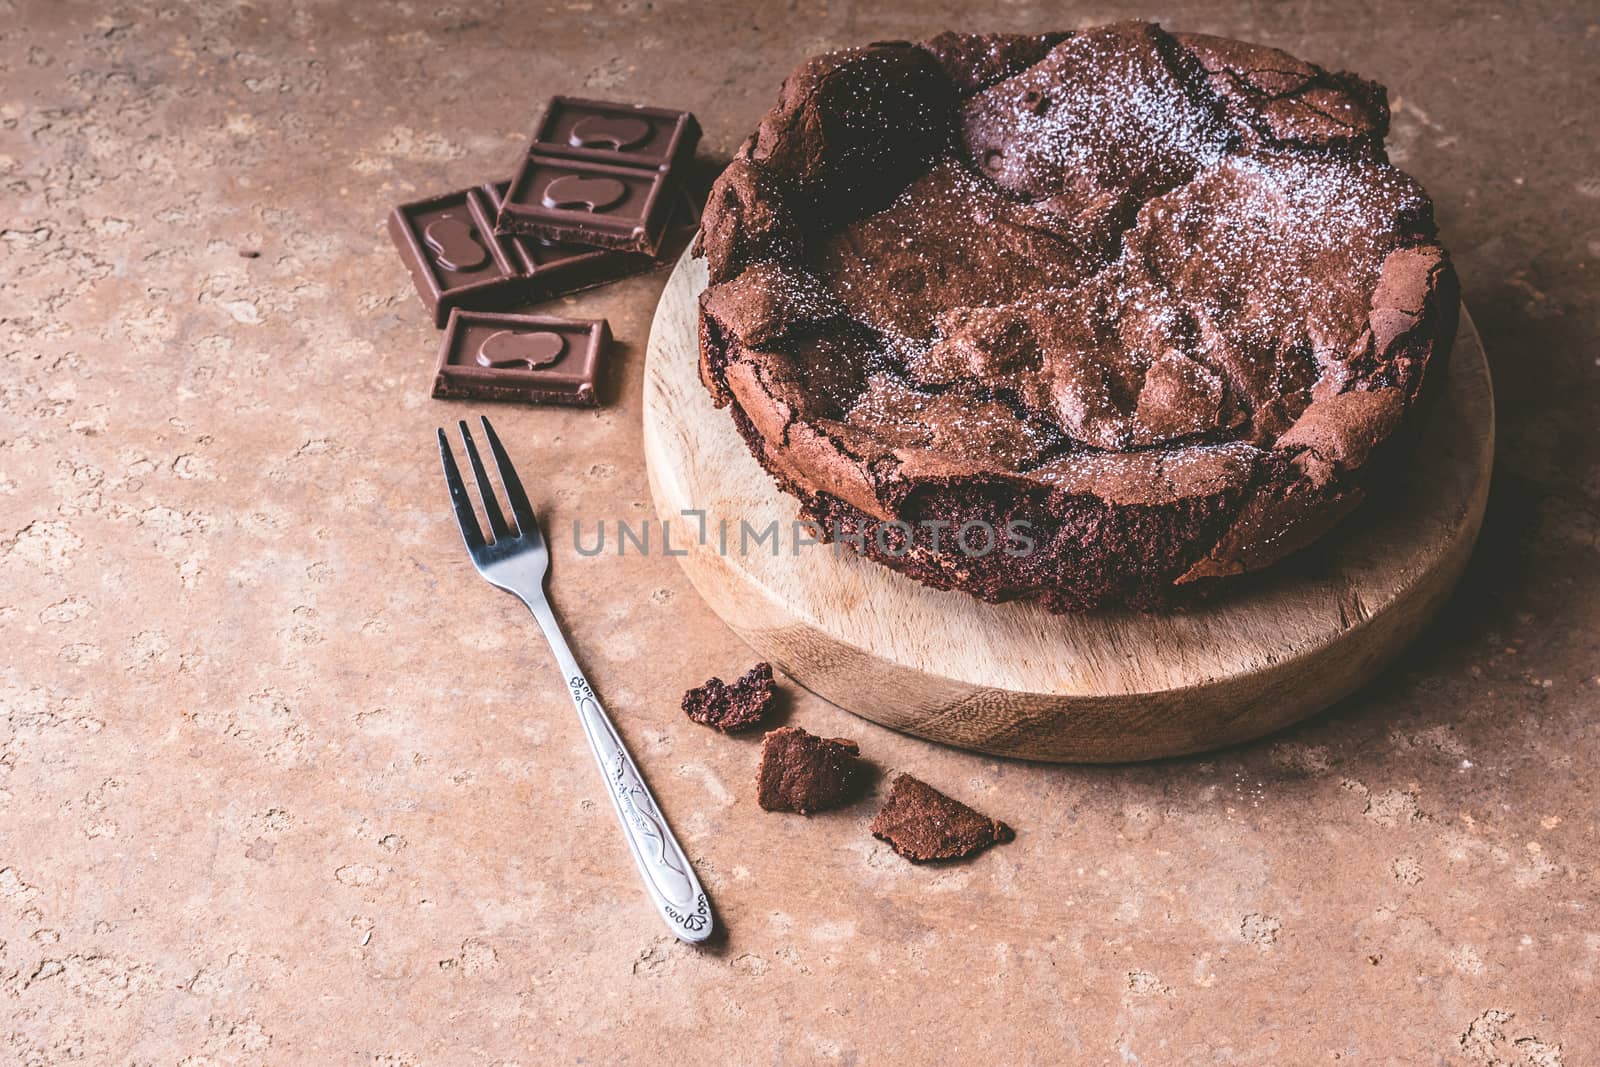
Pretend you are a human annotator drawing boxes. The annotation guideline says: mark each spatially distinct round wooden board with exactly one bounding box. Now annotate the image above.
[643,251,1494,762]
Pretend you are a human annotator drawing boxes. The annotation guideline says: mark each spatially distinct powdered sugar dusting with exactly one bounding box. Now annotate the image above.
[1125,151,1427,374]
[844,370,1052,470]
[746,24,1437,473]
[961,23,1232,206]
[811,159,1105,344]
[1000,62,1229,178]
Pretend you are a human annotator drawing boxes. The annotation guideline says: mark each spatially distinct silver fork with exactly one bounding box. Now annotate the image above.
[437,415,713,944]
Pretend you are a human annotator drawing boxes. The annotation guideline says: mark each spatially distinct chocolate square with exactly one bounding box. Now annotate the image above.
[481,178,705,297]
[481,179,657,295]
[387,186,529,327]
[530,96,700,171]
[498,155,673,255]
[432,310,609,407]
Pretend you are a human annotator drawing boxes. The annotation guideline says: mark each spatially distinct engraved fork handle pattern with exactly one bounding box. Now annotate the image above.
[525,596,712,943]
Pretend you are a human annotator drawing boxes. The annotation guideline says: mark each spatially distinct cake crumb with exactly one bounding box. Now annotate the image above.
[870,774,1014,862]
[757,726,867,814]
[682,662,774,732]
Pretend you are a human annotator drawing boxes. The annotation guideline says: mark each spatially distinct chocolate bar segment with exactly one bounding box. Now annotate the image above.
[482,179,658,295]
[433,309,609,407]
[531,96,701,171]
[499,96,701,257]
[388,187,529,327]
[499,155,674,255]
[487,178,706,296]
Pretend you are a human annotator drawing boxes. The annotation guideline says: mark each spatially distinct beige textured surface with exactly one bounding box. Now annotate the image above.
[2,1,1596,1063]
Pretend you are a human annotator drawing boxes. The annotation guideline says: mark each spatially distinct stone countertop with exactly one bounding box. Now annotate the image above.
[3,1,1596,1063]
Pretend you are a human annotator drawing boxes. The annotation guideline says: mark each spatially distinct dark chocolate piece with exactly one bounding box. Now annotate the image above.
[432,309,608,407]
[481,179,659,297]
[756,726,866,814]
[529,96,701,171]
[500,155,675,255]
[499,97,702,257]
[869,774,1014,863]
[388,186,529,327]
[681,662,774,733]
[393,172,707,332]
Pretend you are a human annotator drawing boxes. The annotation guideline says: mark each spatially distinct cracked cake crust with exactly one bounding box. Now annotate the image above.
[694,21,1458,611]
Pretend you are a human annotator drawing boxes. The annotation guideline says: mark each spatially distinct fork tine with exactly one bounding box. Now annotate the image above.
[437,428,485,550]
[458,419,511,541]
[480,416,540,543]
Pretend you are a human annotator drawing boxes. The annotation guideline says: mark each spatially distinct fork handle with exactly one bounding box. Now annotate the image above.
[525,598,713,944]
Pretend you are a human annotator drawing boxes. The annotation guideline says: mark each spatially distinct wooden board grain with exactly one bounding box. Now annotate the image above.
[643,250,1494,761]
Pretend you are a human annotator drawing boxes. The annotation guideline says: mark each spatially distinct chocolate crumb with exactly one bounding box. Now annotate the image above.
[870,774,1014,862]
[681,662,774,733]
[756,726,866,814]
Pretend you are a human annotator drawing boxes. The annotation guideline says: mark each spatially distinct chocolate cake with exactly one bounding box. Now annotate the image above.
[869,774,1014,862]
[756,726,867,814]
[695,23,1458,610]
[681,661,775,732]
